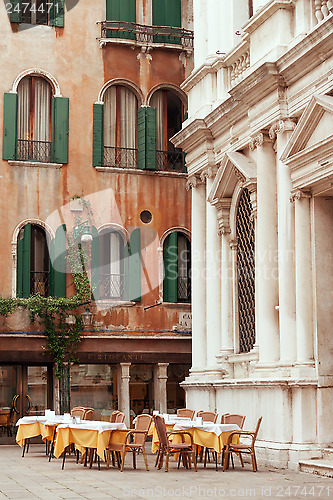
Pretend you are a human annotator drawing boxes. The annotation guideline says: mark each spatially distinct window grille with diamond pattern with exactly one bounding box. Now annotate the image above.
[236,188,255,353]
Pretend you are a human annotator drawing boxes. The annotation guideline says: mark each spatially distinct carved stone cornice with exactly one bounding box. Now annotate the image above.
[290,190,312,202]
[212,199,232,236]
[200,166,219,182]
[186,175,203,191]
[249,131,272,151]
[269,119,296,139]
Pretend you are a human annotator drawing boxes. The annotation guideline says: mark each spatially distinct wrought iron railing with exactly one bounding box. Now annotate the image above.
[100,21,194,49]
[30,271,49,297]
[17,139,51,163]
[99,273,125,299]
[156,150,186,173]
[236,188,255,353]
[104,146,138,169]
[177,276,191,303]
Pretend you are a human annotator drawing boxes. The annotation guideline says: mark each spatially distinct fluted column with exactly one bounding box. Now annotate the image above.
[187,176,207,374]
[202,167,221,375]
[290,190,314,365]
[270,120,297,365]
[250,132,279,366]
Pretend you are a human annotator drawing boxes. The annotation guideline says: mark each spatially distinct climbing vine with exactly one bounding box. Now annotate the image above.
[0,195,94,379]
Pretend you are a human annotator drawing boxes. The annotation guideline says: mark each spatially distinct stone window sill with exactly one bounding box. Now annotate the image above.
[8,161,62,169]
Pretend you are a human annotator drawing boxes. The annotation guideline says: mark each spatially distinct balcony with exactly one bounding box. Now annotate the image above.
[98,21,193,52]
[156,150,186,173]
[177,276,191,303]
[104,146,138,169]
[99,273,125,300]
[17,139,51,163]
[30,271,49,297]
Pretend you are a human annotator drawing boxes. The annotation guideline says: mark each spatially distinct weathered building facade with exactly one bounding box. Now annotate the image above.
[0,0,193,431]
[173,0,333,469]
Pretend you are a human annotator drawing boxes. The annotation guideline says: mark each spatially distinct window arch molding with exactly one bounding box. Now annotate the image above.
[11,69,61,96]
[97,223,129,243]
[97,79,144,106]
[147,83,187,112]
[11,219,55,298]
[159,227,191,304]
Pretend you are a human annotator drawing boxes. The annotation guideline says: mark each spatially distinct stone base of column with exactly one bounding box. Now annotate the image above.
[188,368,209,381]
[203,367,225,380]
[291,362,316,379]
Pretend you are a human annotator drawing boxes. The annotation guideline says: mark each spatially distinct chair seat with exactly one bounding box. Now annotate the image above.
[169,443,194,450]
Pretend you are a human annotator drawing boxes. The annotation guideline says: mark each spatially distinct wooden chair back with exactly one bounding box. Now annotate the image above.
[177,408,195,419]
[109,411,119,423]
[133,414,152,446]
[223,413,246,428]
[154,414,169,447]
[197,411,218,423]
[83,408,94,420]
[115,411,125,423]
[71,407,86,419]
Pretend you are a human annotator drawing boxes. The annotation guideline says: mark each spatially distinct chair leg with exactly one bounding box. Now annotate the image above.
[62,447,67,470]
[121,450,126,472]
[142,447,149,471]
[165,450,170,472]
[251,451,257,472]
[133,450,136,470]
[203,447,207,468]
[155,448,160,467]
[222,446,230,472]
[231,452,234,469]
[22,439,27,458]
[214,451,218,471]
[239,452,244,467]
[193,450,198,472]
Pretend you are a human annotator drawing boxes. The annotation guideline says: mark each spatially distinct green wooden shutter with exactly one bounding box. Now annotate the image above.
[93,103,104,167]
[146,107,156,170]
[16,225,29,298]
[163,231,178,303]
[153,0,181,43]
[91,226,100,300]
[51,97,69,164]
[123,241,130,301]
[10,1,22,23]
[3,93,18,161]
[129,228,141,302]
[106,0,136,39]
[49,0,65,27]
[54,225,67,297]
[137,107,156,170]
[48,238,55,297]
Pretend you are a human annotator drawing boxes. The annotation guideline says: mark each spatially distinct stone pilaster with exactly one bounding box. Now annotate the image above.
[118,363,131,426]
[153,363,169,414]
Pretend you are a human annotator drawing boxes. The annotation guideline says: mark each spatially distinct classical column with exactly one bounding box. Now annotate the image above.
[187,176,207,375]
[118,363,131,426]
[290,190,314,365]
[153,363,169,414]
[193,0,208,67]
[203,167,222,375]
[250,132,279,366]
[270,120,297,365]
[214,200,234,357]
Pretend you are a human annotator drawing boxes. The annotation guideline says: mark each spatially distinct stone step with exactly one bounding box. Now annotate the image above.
[299,459,333,478]
[323,448,333,460]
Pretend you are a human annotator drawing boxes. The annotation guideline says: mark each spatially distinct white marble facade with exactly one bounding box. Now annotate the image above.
[172,0,333,469]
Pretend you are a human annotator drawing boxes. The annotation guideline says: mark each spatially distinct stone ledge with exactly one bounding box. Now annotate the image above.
[299,459,333,477]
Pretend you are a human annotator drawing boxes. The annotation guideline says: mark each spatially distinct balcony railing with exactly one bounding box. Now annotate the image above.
[314,1,332,24]
[104,146,138,169]
[17,139,51,163]
[99,273,125,300]
[156,150,186,173]
[99,21,194,50]
[30,271,49,297]
[177,276,191,303]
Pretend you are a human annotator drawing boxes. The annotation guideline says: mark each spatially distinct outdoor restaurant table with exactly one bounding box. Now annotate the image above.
[53,421,127,460]
[16,416,65,447]
[151,421,240,455]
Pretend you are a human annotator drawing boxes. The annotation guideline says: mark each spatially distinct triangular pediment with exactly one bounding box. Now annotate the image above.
[208,151,257,202]
[281,95,333,162]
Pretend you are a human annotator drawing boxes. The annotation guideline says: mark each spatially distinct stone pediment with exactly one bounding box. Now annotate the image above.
[208,152,257,202]
[281,95,333,194]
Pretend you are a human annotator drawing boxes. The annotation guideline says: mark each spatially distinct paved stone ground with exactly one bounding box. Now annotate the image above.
[0,444,332,500]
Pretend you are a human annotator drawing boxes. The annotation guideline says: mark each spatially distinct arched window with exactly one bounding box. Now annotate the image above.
[150,89,185,172]
[103,85,138,168]
[17,76,52,162]
[9,1,65,27]
[163,231,191,303]
[16,223,66,298]
[236,188,255,353]
[99,229,125,299]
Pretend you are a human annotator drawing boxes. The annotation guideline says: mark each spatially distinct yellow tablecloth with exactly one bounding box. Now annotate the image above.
[54,427,127,460]
[16,422,52,447]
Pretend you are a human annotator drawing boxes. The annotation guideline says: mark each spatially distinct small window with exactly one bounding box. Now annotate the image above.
[152,0,181,44]
[99,230,125,299]
[10,0,65,27]
[106,0,136,40]
[163,231,191,303]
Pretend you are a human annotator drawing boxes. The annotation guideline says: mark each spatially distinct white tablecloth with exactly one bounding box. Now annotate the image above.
[173,422,240,437]
[56,421,126,434]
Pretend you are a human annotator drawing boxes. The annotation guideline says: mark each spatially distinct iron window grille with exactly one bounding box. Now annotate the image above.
[103,146,138,169]
[30,271,49,297]
[99,273,125,300]
[177,276,191,303]
[17,139,51,163]
[156,150,186,173]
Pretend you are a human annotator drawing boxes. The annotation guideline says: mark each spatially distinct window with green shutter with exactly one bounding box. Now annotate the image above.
[53,225,67,298]
[137,107,156,170]
[17,223,55,298]
[10,0,65,27]
[2,93,18,161]
[93,103,104,167]
[129,228,141,302]
[51,96,69,164]
[163,231,191,303]
[152,0,181,44]
[106,0,136,40]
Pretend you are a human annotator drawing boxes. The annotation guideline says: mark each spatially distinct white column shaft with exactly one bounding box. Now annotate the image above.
[206,176,221,370]
[221,232,233,353]
[191,183,207,371]
[256,138,280,364]
[295,196,314,362]
[153,363,168,414]
[118,363,131,427]
[276,131,296,363]
[193,0,208,67]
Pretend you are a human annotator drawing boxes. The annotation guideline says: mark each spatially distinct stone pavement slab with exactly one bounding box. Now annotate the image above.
[0,445,332,499]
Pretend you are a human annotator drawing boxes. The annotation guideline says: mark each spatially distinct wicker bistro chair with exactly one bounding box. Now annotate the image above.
[154,415,197,472]
[109,411,120,423]
[222,417,263,472]
[115,411,125,423]
[106,414,152,472]
[220,414,246,468]
[177,409,195,420]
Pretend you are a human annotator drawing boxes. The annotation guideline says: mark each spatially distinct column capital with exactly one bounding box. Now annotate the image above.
[290,190,312,203]
[200,166,219,182]
[186,175,203,191]
[249,131,273,151]
[213,198,231,235]
[269,119,296,139]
